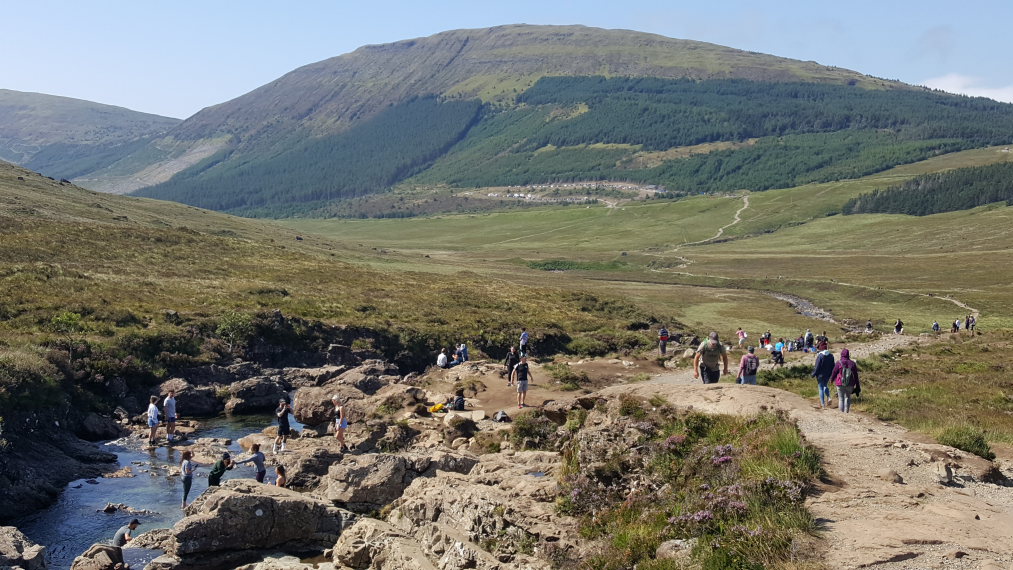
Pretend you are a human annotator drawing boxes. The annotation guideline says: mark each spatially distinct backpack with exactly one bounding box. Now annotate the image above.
[493,410,511,423]
[451,396,465,411]
[744,355,759,375]
[839,365,855,388]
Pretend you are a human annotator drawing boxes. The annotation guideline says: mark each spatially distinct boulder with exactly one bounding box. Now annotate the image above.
[79,413,128,441]
[159,378,223,417]
[234,554,336,570]
[319,451,478,512]
[362,384,426,417]
[70,543,124,570]
[180,362,262,387]
[171,480,356,564]
[128,528,174,551]
[292,385,363,428]
[332,518,438,570]
[328,361,401,396]
[281,365,348,388]
[224,377,288,415]
[0,526,47,570]
[275,447,345,490]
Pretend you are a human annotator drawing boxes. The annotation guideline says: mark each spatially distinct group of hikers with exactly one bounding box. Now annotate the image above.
[928,315,977,334]
[687,329,861,412]
[434,329,535,410]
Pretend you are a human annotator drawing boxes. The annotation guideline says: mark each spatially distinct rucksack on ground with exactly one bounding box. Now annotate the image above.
[493,410,511,422]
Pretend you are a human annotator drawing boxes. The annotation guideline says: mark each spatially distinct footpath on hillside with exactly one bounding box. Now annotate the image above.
[589,333,1013,570]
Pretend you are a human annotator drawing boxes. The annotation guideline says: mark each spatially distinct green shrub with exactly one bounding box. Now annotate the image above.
[938,426,995,460]
[566,336,609,357]
[509,410,557,450]
[543,362,589,392]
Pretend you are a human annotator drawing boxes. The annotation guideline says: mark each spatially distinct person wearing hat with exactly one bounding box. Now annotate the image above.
[273,398,291,454]
[737,346,760,385]
[693,331,729,384]
[207,452,234,487]
[332,395,349,451]
[112,519,140,546]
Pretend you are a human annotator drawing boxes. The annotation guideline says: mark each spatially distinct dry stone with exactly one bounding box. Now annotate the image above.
[0,526,46,570]
[225,377,288,414]
[69,544,124,570]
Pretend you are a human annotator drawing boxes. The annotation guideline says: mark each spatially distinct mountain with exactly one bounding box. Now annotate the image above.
[31,25,1013,216]
[0,89,180,184]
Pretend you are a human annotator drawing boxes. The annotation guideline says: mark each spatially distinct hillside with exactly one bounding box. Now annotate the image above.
[30,24,915,202]
[0,89,180,179]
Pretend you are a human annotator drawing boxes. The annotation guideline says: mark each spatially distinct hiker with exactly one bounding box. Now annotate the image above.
[456,343,469,362]
[736,327,747,348]
[771,338,785,367]
[737,346,760,385]
[831,348,860,413]
[894,319,904,334]
[804,329,814,351]
[511,355,532,408]
[519,328,530,356]
[146,395,160,445]
[274,398,291,454]
[112,519,140,547]
[932,321,940,333]
[969,315,977,331]
[504,346,520,385]
[811,348,835,409]
[659,326,670,355]
[815,331,829,351]
[207,452,233,487]
[952,319,960,333]
[332,395,349,451]
[965,315,971,331]
[275,465,287,488]
[761,330,772,347]
[180,450,196,508]
[693,331,729,384]
[436,348,449,369]
[236,443,267,483]
[450,388,466,411]
[163,390,177,443]
[866,320,874,333]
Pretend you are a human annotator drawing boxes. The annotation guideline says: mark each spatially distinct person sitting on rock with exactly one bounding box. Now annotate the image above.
[437,348,449,369]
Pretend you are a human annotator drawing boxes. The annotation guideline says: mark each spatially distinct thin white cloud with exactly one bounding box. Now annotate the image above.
[922,73,1013,103]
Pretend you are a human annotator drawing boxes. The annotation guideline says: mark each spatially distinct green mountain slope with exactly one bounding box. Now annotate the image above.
[0,89,180,179]
[84,24,905,199]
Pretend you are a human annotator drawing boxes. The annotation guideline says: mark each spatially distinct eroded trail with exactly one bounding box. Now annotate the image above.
[597,335,1013,569]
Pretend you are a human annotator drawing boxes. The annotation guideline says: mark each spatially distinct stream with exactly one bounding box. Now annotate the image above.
[13,412,303,570]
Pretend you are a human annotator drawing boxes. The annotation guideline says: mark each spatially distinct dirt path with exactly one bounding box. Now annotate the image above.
[594,334,1013,569]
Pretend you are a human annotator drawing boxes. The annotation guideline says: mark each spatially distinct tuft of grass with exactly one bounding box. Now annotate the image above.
[937,426,995,460]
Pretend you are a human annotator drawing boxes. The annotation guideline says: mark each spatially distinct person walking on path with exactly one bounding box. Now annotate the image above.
[207,452,233,487]
[163,390,178,443]
[504,346,520,385]
[693,331,729,384]
[112,519,140,547]
[274,398,291,454]
[831,348,860,413]
[894,319,904,334]
[511,355,533,408]
[519,328,530,356]
[771,338,786,367]
[146,395,160,445]
[236,443,267,483]
[180,450,196,508]
[932,321,940,333]
[659,326,671,355]
[736,327,747,348]
[737,346,760,385]
[811,348,835,409]
[332,395,349,451]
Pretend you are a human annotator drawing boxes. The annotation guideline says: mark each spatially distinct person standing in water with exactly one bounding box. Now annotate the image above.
[146,395,160,445]
[236,443,267,483]
[163,390,177,443]
[180,450,196,508]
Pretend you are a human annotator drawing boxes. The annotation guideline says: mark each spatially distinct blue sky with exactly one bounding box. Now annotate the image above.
[4,0,1012,119]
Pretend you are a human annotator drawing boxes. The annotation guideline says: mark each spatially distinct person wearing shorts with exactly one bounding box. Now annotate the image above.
[163,390,177,443]
[146,395,160,444]
[274,398,291,454]
[693,331,729,384]
[512,356,532,409]
[332,395,349,451]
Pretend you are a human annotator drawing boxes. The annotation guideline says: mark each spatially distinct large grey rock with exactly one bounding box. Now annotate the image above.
[281,366,348,388]
[69,543,123,570]
[332,518,438,570]
[159,378,222,417]
[0,526,47,570]
[292,385,363,428]
[319,451,478,512]
[224,377,288,414]
[330,361,401,396]
[171,480,355,561]
[79,413,128,441]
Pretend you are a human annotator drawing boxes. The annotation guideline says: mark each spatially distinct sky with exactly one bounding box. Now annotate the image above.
[4,0,1013,119]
